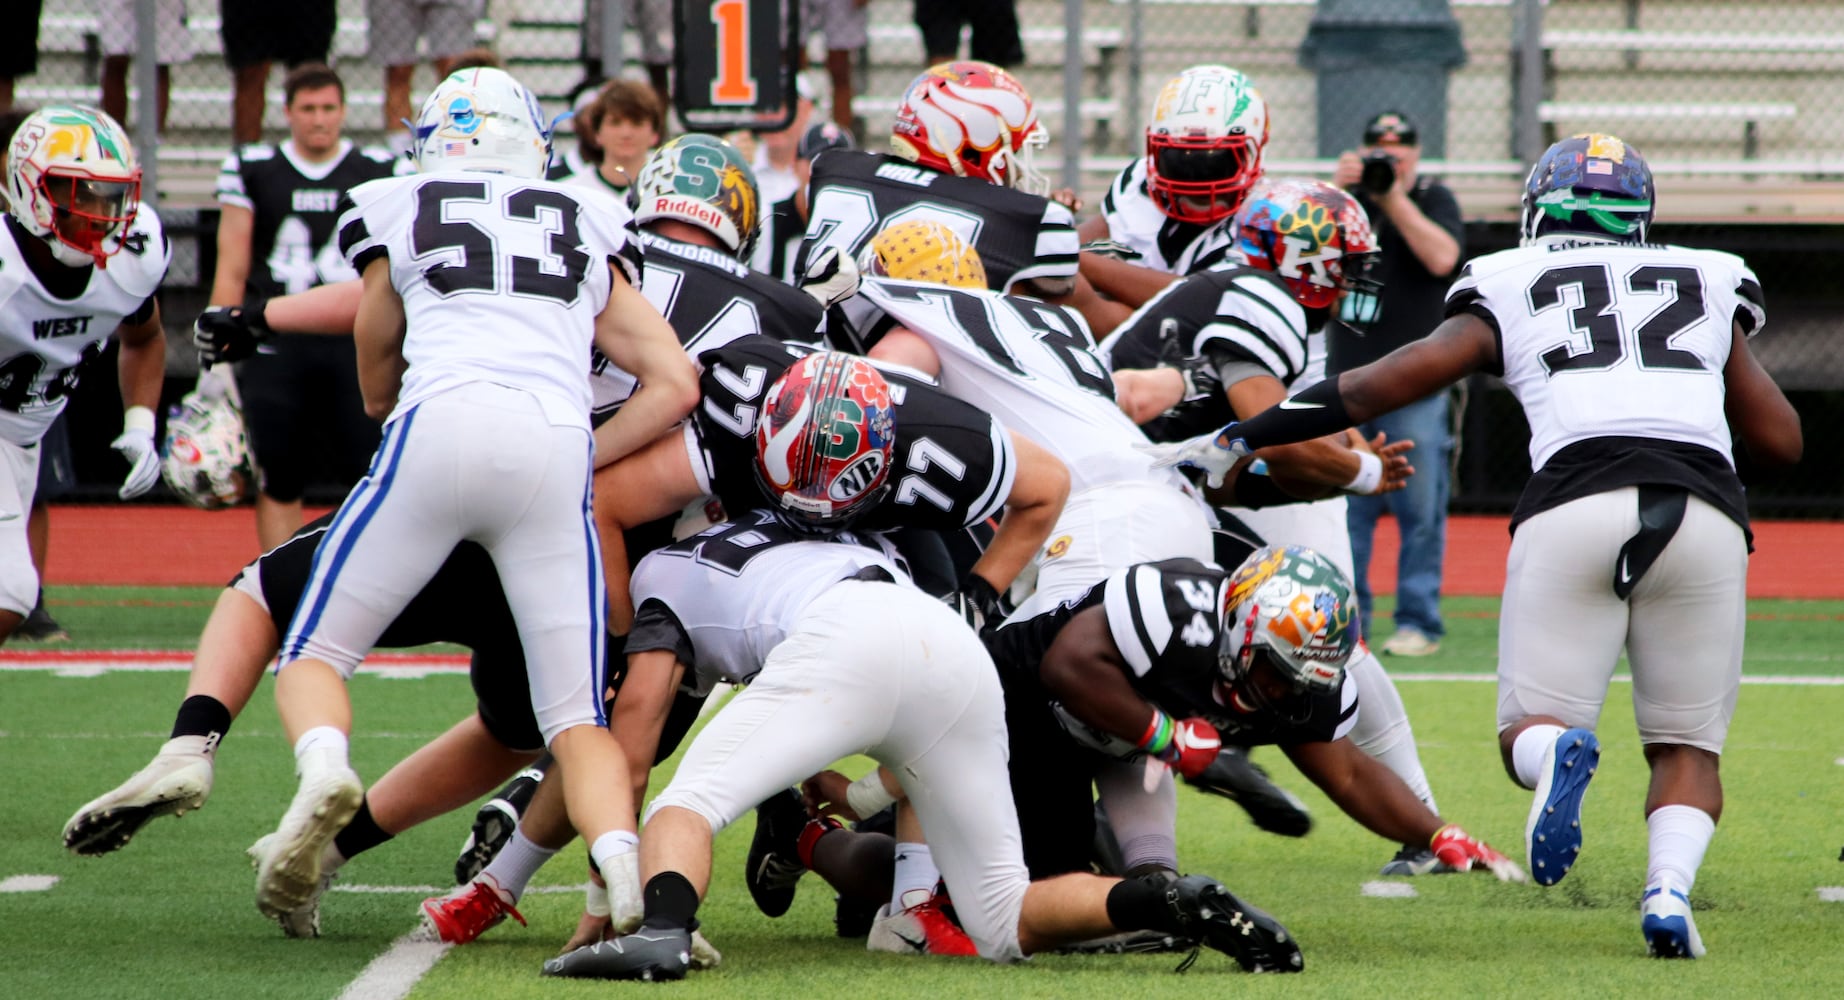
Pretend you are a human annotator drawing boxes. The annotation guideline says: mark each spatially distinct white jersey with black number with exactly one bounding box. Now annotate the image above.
[801,151,1078,294]
[337,172,640,430]
[628,510,912,695]
[0,207,170,446]
[1097,157,1218,275]
[857,276,1185,493]
[1447,240,1764,472]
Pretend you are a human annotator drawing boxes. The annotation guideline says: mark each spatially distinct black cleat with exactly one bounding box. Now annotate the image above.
[543,926,691,981]
[1184,746,1313,838]
[14,598,70,643]
[1379,843,1460,876]
[455,762,547,885]
[744,788,809,918]
[1164,874,1303,973]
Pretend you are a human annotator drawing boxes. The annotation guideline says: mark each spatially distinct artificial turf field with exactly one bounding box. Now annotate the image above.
[2,587,1841,999]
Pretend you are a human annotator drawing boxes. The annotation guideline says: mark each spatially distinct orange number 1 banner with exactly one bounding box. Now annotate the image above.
[675,0,799,131]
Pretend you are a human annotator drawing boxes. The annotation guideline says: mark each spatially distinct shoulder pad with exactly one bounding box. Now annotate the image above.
[107,203,170,299]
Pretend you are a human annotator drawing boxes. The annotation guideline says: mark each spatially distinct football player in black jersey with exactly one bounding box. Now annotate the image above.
[208,63,399,551]
[799,62,1080,307]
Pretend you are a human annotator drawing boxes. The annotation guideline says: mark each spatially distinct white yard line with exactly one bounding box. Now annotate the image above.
[1361,881,1419,898]
[334,932,450,1000]
[0,874,59,892]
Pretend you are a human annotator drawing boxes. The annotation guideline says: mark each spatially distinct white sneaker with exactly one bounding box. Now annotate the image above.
[63,736,215,855]
[1381,628,1441,657]
[1642,884,1706,958]
[248,833,342,938]
[255,764,362,923]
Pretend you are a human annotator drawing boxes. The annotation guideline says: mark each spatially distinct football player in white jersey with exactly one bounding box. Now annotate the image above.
[249,68,699,941]
[0,105,167,641]
[1147,134,1803,958]
[545,502,1303,980]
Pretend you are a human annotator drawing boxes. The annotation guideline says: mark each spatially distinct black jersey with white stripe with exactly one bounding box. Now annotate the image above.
[217,140,398,299]
[692,335,1017,533]
[799,151,1078,294]
[989,558,1355,749]
[1097,265,1310,442]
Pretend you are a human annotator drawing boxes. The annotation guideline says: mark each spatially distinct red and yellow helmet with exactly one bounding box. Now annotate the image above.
[891,61,1049,196]
[754,352,898,532]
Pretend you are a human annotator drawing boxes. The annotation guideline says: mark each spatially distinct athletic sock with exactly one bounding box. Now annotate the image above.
[1103,873,1170,932]
[587,829,639,885]
[292,726,349,774]
[1646,804,1716,894]
[170,694,233,745]
[332,798,393,860]
[890,842,938,911]
[482,829,560,900]
[1511,724,1569,789]
[640,871,701,931]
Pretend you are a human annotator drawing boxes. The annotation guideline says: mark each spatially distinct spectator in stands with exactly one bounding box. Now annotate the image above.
[0,0,42,114]
[97,0,195,133]
[1330,110,1465,657]
[582,0,672,114]
[210,64,396,551]
[567,79,664,198]
[751,118,858,284]
[219,0,338,145]
[915,0,1025,68]
[801,0,869,136]
[548,83,607,181]
[371,0,485,155]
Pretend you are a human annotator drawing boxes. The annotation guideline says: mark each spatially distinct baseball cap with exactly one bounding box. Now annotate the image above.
[798,121,855,161]
[1362,111,1418,146]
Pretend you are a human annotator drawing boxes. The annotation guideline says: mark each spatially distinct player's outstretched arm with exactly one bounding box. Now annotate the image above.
[1226,374,1410,499]
[1722,319,1802,468]
[352,260,408,421]
[591,264,699,468]
[968,431,1070,597]
[112,304,167,499]
[607,649,684,810]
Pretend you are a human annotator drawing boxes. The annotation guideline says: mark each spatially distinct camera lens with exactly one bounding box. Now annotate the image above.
[1360,152,1396,195]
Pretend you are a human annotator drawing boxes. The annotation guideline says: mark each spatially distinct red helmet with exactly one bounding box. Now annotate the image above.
[1232,179,1382,314]
[891,61,1049,195]
[754,352,897,532]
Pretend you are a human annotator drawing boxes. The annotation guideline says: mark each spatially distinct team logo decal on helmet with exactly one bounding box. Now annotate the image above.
[161,390,254,511]
[865,219,988,289]
[412,68,552,179]
[6,105,142,268]
[891,61,1050,196]
[633,134,761,259]
[754,352,897,532]
[1232,179,1382,317]
[1520,132,1655,246]
[1218,545,1356,722]
[1145,65,1269,225]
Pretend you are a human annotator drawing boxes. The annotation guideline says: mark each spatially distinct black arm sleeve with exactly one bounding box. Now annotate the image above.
[1232,470,1306,509]
[1228,377,1354,451]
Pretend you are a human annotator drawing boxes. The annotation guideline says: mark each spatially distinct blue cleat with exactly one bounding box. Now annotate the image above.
[1641,885,1706,958]
[1525,727,1599,886]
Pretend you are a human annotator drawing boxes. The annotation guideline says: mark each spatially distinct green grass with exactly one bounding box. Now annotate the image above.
[3,589,1842,998]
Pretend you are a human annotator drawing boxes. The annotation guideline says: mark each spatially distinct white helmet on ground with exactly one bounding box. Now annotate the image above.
[162,390,253,511]
[5,105,142,268]
[412,68,552,179]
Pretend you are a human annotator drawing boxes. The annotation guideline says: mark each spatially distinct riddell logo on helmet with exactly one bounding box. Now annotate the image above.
[656,196,726,230]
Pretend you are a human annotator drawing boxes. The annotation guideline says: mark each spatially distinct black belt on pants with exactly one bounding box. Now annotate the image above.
[1613,486,1689,600]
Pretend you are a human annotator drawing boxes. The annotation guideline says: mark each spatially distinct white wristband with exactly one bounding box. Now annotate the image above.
[123,405,156,436]
[1342,451,1384,495]
[845,769,899,818]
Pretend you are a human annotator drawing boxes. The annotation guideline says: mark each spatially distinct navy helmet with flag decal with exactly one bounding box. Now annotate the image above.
[1520,133,1655,246]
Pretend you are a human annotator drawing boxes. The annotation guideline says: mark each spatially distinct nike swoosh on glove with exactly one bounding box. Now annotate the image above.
[1136,426,1251,489]
[111,426,161,499]
[797,246,861,311]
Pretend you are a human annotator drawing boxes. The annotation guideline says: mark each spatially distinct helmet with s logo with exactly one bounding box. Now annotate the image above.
[753,352,897,533]
[632,134,761,259]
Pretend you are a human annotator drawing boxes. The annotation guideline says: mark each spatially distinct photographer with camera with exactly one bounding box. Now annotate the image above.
[1328,111,1464,658]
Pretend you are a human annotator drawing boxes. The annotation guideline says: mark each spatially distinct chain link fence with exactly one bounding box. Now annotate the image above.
[11,0,1841,511]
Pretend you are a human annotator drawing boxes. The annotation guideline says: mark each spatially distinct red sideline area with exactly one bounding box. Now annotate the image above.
[45,504,1844,599]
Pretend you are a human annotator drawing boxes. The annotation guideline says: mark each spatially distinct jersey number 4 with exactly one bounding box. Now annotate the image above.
[1528,264,1707,376]
[412,181,590,304]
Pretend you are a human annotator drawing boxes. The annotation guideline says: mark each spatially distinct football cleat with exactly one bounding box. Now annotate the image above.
[543,926,693,981]
[63,736,215,855]
[1526,727,1599,886]
[454,763,546,885]
[1379,844,1460,877]
[1163,874,1303,973]
[247,832,338,938]
[14,598,70,642]
[256,764,363,922]
[744,788,810,918]
[420,873,527,944]
[1641,884,1705,959]
[867,890,979,957]
[1184,746,1313,838]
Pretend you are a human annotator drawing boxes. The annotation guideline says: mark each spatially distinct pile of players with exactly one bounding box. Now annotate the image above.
[41,53,1796,980]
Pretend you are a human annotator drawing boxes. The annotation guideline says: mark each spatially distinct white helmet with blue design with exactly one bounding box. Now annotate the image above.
[412,68,551,179]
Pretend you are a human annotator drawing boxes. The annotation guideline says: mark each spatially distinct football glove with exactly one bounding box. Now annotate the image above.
[1429,824,1527,883]
[193,298,275,368]
[1136,426,1251,489]
[1080,239,1144,263]
[797,245,861,311]
[943,575,1008,635]
[1157,718,1222,780]
[111,406,160,500]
